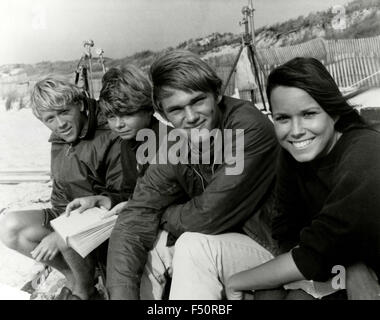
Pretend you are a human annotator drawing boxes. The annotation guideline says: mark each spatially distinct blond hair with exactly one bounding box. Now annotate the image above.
[30,77,84,119]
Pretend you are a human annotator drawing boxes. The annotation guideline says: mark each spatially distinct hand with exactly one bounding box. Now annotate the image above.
[31,232,61,262]
[101,201,128,219]
[65,195,112,216]
[225,286,244,300]
[225,276,244,300]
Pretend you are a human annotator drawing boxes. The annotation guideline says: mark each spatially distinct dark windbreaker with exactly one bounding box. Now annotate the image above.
[107,96,280,299]
[49,98,123,217]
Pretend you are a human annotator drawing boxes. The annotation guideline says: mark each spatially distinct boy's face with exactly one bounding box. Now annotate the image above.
[107,112,152,140]
[160,88,221,142]
[40,103,85,143]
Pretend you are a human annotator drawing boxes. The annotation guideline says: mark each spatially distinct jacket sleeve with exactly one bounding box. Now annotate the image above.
[93,134,124,207]
[161,109,279,238]
[106,163,185,299]
[291,143,380,281]
[50,178,70,216]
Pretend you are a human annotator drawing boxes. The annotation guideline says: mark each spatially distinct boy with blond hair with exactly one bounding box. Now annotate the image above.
[0,77,123,300]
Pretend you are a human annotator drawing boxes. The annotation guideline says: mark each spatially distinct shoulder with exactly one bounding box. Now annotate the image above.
[339,128,380,165]
[220,96,276,142]
[92,128,120,143]
[80,129,122,157]
[141,163,181,189]
[334,129,380,180]
[220,96,272,129]
[220,96,277,150]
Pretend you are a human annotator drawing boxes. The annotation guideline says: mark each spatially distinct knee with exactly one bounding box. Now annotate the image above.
[0,212,23,249]
[174,232,205,255]
[172,232,211,269]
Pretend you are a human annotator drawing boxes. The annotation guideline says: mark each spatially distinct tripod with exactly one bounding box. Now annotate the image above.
[74,39,107,99]
[73,40,109,299]
[222,5,268,113]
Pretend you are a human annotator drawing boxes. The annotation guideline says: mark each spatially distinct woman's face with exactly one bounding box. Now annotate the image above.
[271,86,340,162]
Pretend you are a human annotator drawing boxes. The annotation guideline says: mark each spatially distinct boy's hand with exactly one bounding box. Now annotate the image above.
[101,201,128,219]
[65,195,112,216]
[31,232,60,262]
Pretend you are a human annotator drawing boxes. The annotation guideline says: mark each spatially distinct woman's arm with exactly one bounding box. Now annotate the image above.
[227,252,305,292]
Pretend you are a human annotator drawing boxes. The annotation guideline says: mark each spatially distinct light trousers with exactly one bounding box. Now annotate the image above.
[140,230,174,299]
[169,232,274,300]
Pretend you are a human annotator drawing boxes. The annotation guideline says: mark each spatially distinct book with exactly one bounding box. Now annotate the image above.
[50,207,117,258]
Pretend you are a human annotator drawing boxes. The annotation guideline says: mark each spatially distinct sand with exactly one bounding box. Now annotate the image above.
[0,100,54,299]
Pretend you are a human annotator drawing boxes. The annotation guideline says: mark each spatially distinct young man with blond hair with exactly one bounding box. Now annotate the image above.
[0,77,123,300]
[65,66,173,300]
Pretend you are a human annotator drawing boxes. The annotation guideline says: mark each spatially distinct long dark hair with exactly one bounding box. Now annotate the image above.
[266,57,367,132]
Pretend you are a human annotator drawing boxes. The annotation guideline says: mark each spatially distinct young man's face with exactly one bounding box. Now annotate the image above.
[40,103,85,143]
[160,88,221,142]
[107,112,152,140]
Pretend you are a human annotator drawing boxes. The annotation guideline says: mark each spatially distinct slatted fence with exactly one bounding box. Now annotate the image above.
[209,36,380,104]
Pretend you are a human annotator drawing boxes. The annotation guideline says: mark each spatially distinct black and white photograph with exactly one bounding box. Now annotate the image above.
[1,0,380,306]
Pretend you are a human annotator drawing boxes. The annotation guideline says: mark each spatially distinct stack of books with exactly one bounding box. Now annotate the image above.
[50,207,117,258]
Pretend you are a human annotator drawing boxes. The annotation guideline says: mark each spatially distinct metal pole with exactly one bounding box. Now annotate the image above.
[221,44,244,95]
[248,45,267,111]
[84,40,95,99]
[97,48,107,74]
[249,0,255,45]
[88,48,94,99]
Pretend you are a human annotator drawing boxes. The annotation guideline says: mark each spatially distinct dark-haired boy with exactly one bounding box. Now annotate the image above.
[107,50,280,300]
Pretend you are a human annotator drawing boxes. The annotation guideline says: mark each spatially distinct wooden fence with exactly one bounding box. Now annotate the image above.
[210,35,380,104]
[2,36,380,106]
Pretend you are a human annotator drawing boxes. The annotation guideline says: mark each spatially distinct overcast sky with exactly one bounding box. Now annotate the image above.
[0,0,353,65]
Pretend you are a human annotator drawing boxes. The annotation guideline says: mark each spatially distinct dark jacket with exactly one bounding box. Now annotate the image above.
[273,128,380,281]
[49,98,123,217]
[107,96,280,299]
[107,117,164,207]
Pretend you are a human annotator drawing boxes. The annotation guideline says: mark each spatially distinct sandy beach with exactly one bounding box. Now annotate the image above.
[0,100,52,299]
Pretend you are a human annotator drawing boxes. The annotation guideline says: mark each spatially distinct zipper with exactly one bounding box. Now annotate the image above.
[192,166,206,191]
[65,144,73,156]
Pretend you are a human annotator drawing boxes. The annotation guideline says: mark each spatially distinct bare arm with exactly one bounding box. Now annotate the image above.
[227,252,305,292]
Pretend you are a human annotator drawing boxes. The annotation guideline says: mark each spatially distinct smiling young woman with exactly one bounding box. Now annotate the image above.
[271,85,342,163]
[227,57,380,300]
